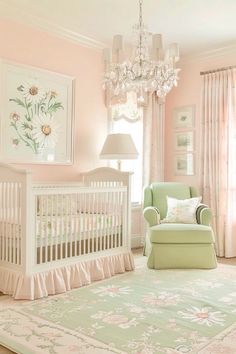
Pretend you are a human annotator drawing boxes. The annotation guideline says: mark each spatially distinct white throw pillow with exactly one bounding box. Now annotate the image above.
[162,196,202,224]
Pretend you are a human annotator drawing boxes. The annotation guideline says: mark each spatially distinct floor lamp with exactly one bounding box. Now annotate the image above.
[99,133,138,170]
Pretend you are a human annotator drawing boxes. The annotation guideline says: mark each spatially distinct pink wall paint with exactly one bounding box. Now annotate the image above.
[165,49,236,190]
[0,19,107,181]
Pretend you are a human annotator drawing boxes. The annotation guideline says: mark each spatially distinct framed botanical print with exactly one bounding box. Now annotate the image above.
[174,105,195,129]
[174,131,194,151]
[174,153,194,176]
[0,60,75,164]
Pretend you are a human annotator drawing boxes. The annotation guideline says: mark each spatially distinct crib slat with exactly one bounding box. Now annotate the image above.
[69,194,73,258]
[87,193,91,255]
[74,194,78,257]
[50,195,53,262]
[104,191,108,251]
[9,183,12,263]
[107,190,111,250]
[95,192,99,252]
[12,183,16,264]
[83,193,86,255]
[92,193,95,254]
[45,196,49,263]
[9,183,12,262]
[65,194,68,258]
[13,183,16,265]
[5,183,8,262]
[60,194,63,260]
[78,193,81,256]
[39,196,43,264]
[118,191,122,248]
[55,194,58,261]
[17,183,21,265]
[0,183,3,262]
[3,182,6,261]
[0,183,1,262]
[112,191,115,249]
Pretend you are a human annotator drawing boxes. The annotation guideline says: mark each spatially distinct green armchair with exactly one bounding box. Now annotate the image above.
[143,182,217,269]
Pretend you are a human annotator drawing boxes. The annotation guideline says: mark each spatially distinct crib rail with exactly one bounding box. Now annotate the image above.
[33,186,127,265]
[0,163,31,271]
[0,182,22,265]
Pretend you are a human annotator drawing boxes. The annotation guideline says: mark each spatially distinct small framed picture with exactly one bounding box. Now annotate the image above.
[174,105,195,129]
[174,131,194,151]
[174,153,194,176]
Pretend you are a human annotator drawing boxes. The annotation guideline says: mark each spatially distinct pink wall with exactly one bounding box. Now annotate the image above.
[165,49,236,190]
[0,19,107,181]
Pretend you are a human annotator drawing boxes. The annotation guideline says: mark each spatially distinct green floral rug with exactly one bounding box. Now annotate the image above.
[1,261,236,354]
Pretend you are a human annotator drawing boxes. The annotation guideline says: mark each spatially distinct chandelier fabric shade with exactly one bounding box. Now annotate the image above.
[103,0,180,99]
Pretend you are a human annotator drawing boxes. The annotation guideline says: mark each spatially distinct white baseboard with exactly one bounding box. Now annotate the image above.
[131,234,144,249]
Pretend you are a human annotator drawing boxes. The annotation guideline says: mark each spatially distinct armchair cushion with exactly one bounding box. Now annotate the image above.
[162,196,202,224]
[150,223,215,244]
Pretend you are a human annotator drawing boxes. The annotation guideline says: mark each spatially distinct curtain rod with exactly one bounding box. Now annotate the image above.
[200,65,236,75]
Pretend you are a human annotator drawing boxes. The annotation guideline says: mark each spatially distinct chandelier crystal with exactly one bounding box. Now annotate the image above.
[103,0,180,98]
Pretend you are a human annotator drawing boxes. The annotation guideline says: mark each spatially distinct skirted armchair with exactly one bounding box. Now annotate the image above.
[143,182,217,269]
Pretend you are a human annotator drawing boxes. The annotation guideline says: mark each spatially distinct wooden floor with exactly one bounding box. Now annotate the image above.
[0,250,236,354]
[0,348,13,354]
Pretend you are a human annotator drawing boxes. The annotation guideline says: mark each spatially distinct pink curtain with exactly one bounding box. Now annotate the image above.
[142,93,165,186]
[201,68,236,257]
[141,93,165,252]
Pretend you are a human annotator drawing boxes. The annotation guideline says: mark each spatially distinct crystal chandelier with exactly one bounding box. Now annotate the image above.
[103,0,180,99]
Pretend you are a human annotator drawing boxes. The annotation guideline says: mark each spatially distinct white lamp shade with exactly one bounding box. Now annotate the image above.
[100,133,138,160]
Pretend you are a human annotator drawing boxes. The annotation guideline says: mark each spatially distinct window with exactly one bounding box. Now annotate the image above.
[110,92,143,204]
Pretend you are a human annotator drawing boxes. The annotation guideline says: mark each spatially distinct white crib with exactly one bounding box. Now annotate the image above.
[0,164,134,300]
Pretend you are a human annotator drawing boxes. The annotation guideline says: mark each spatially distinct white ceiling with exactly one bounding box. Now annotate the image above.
[1,0,236,56]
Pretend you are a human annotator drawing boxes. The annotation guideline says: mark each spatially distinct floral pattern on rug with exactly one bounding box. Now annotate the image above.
[1,265,236,353]
[0,308,122,354]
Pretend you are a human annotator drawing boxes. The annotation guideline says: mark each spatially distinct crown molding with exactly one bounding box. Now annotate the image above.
[0,0,105,50]
[1,0,235,59]
[180,43,236,64]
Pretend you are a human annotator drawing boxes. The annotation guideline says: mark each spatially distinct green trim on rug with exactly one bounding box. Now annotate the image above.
[1,264,236,353]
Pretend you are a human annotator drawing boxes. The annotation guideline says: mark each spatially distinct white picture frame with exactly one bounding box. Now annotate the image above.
[174,131,194,151]
[174,153,194,176]
[0,60,75,164]
[174,105,195,129]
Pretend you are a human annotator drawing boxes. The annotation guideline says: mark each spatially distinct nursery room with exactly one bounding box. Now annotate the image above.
[0,0,236,353]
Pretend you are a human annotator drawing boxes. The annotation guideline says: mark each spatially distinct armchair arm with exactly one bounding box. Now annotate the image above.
[143,206,160,227]
[196,204,212,226]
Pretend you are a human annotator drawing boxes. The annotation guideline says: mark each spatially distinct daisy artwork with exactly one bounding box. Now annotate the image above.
[0,61,74,163]
[10,82,62,153]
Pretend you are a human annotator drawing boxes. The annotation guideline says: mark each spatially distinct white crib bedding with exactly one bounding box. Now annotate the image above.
[36,212,122,242]
[0,213,122,242]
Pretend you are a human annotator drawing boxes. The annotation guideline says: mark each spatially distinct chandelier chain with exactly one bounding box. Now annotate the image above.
[139,0,143,27]
[139,0,143,67]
